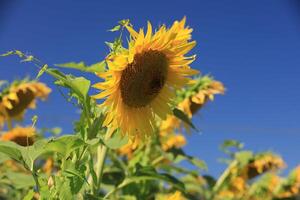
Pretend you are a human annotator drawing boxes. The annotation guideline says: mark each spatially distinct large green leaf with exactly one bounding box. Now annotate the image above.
[54,74,91,100]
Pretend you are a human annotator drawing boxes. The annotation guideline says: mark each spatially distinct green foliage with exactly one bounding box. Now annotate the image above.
[104,130,128,149]
[55,61,106,73]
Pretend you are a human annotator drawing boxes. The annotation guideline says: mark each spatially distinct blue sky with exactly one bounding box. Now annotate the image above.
[1,0,300,177]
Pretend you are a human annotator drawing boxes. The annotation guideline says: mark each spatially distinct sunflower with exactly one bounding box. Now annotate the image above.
[0,80,51,124]
[159,78,224,135]
[242,154,285,179]
[1,126,35,146]
[93,17,198,140]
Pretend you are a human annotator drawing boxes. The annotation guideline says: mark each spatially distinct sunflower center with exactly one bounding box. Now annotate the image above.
[120,50,168,108]
[6,89,35,117]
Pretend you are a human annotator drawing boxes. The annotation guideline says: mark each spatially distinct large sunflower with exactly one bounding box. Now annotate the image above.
[0,80,51,125]
[93,18,198,140]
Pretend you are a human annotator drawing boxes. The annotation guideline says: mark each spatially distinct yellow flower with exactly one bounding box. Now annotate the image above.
[118,138,139,159]
[0,126,35,146]
[181,80,225,118]
[244,154,285,179]
[161,134,186,151]
[93,17,198,140]
[0,81,51,123]
[159,80,224,135]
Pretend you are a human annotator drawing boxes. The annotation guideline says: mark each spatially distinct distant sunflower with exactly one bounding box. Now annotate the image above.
[159,79,224,135]
[94,17,198,139]
[242,153,285,179]
[0,80,51,123]
[1,126,35,146]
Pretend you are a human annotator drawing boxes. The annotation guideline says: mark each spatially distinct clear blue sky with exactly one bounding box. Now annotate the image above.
[1,0,300,177]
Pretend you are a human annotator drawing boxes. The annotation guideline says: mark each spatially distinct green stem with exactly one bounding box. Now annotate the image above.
[212,160,238,194]
[31,171,40,193]
[96,145,108,190]
[95,133,110,193]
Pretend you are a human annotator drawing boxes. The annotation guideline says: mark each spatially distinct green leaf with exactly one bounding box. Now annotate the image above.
[235,151,253,166]
[55,75,91,100]
[56,177,74,200]
[119,19,130,26]
[23,190,35,200]
[55,61,105,73]
[105,129,128,149]
[134,165,185,191]
[0,152,10,163]
[62,160,87,194]
[0,141,23,163]
[168,148,207,170]
[109,25,121,32]
[5,171,35,189]
[105,38,123,53]
[88,114,105,139]
[173,108,197,130]
[46,135,85,157]
[190,157,208,170]
[69,76,90,98]
[20,139,48,170]
[36,64,48,79]
[1,50,14,56]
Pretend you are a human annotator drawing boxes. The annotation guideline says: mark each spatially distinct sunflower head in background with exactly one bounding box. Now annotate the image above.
[93,17,199,141]
[159,76,225,136]
[0,79,51,125]
[1,126,36,146]
[242,153,286,179]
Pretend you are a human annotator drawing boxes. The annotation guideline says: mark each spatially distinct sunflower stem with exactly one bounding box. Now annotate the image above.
[95,133,110,193]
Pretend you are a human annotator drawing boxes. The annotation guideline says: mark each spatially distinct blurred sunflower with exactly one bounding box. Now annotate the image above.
[0,80,51,125]
[93,17,198,140]
[160,78,224,136]
[1,126,35,146]
[242,153,285,179]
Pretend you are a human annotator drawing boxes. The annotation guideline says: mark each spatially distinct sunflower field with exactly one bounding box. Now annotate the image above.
[0,18,299,200]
